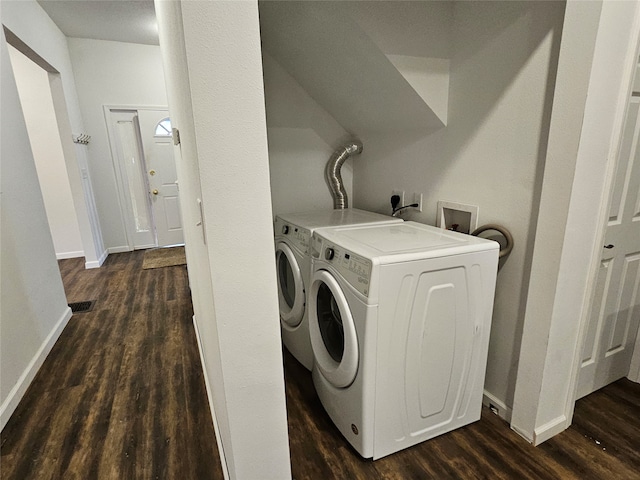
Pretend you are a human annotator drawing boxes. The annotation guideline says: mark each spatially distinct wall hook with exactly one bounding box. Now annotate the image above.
[72,133,91,145]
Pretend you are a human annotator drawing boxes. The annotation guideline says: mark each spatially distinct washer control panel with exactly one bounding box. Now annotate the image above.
[274,218,310,254]
[322,244,371,297]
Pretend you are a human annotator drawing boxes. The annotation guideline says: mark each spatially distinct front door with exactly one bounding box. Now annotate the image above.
[137,109,184,247]
[108,109,156,249]
[577,93,640,399]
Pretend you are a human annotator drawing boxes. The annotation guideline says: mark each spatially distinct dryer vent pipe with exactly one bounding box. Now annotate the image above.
[326,140,363,209]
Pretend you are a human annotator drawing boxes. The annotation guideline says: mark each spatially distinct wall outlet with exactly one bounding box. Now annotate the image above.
[413,193,423,212]
[392,190,405,207]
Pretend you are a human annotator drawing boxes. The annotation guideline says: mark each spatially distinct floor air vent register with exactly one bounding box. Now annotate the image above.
[69,301,96,313]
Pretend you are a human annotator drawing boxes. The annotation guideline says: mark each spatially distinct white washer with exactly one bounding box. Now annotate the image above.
[274,209,402,370]
[308,221,499,459]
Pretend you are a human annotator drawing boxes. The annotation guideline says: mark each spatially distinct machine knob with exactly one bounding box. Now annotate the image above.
[282,225,289,235]
[325,248,335,260]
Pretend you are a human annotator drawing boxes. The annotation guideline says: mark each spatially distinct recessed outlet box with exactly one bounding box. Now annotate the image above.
[392,190,405,207]
[436,201,478,234]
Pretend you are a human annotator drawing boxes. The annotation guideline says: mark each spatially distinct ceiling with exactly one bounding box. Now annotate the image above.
[37,0,159,45]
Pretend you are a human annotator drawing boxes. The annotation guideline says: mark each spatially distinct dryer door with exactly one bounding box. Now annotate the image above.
[275,242,305,327]
[309,269,358,388]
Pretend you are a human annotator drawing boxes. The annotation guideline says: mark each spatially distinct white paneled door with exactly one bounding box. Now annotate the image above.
[577,95,640,399]
[106,107,184,249]
[108,109,156,250]
[137,109,184,247]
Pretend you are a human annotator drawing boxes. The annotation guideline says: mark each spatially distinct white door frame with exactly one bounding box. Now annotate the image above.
[103,104,169,250]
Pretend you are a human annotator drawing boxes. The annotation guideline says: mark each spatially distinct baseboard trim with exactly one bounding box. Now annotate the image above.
[56,250,84,260]
[85,249,108,269]
[192,315,230,480]
[134,244,156,250]
[0,306,73,431]
[511,423,534,444]
[107,246,131,254]
[482,390,513,423]
[533,415,568,446]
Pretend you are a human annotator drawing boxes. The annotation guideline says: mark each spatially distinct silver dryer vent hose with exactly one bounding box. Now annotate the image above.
[326,140,363,209]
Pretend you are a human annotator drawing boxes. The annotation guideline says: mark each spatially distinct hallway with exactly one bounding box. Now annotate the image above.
[0,252,223,479]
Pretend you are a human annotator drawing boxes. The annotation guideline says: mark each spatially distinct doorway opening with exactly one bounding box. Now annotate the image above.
[105,106,184,251]
[7,45,85,264]
[577,61,640,399]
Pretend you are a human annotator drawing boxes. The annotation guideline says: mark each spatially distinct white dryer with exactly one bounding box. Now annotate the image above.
[308,221,499,459]
[274,209,402,370]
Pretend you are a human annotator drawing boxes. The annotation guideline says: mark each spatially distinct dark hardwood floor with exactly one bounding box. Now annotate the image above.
[0,252,222,479]
[1,250,639,479]
[283,345,640,480]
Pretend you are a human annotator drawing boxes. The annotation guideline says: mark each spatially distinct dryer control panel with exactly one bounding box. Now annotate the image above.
[320,243,372,297]
[275,218,311,254]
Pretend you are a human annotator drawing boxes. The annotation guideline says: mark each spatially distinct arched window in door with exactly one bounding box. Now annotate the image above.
[154,117,172,138]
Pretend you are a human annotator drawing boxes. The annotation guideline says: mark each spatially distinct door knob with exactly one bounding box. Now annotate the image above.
[152,189,159,195]
[604,244,614,249]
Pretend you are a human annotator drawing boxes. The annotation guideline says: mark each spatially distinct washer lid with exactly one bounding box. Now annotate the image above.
[314,221,498,263]
[341,223,461,252]
[275,208,401,231]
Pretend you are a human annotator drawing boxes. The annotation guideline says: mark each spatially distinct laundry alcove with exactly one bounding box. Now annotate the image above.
[258,0,567,444]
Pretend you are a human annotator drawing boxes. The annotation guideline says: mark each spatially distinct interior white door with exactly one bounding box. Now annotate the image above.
[137,109,184,247]
[108,110,156,249]
[577,95,640,399]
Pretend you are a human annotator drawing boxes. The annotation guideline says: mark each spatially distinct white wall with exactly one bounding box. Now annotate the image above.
[2,0,105,268]
[8,45,84,260]
[263,54,352,216]
[67,38,168,251]
[0,31,72,430]
[156,1,291,478]
[353,1,565,415]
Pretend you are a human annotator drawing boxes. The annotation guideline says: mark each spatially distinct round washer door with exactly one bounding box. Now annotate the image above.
[275,242,305,327]
[309,269,358,388]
